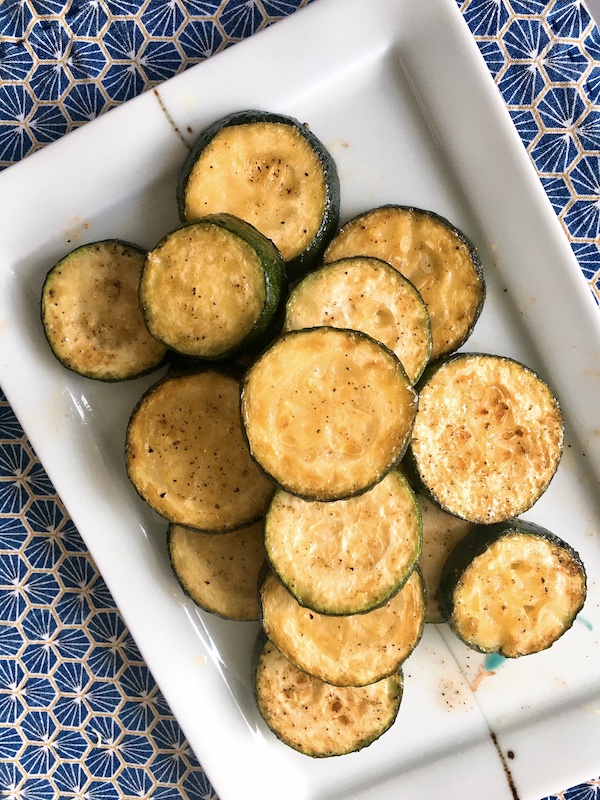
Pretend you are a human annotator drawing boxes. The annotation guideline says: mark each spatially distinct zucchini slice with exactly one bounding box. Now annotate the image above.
[283,256,432,384]
[409,353,564,524]
[140,214,285,360]
[264,470,421,615]
[260,568,425,686]
[177,110,340,277]
[323,205,485,361]
[41,240,167,381]
[125,369,274,531]
[416,493,475,623]
[438,519,587,657]
[254,636,403,757]
[241,327,418,502]
[168,520,266,621]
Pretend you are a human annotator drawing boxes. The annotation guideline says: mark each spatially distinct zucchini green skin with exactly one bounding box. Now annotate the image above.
[140,213,286,361]
[407,352,565,524]
[438,519,587,657]
[41,239,169,382]
[252,632,404,757]
[177,110,341,279]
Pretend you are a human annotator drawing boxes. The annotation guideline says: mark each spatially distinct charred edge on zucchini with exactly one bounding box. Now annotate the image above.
[140,213,286,360]
[177,109,341,278]
[437,519,587,657]
[253,634,403,757]
[259,568,426,686]
[416,492,475,623]
[323,204,485,361]
[41,239,168,382]
[264,470,422,615]
[409,352,564,524]
[283,256,432,385]
[125,369,274,532]
[241,327,418,502]
[168,520,266,621]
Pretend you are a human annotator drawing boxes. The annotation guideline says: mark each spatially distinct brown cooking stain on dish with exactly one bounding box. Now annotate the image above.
[63,217,91,245]
[153,87,192,149]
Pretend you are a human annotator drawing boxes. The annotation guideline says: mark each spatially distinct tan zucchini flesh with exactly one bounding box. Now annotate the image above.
[125,369,274,531]
[416,493,475,623]
[254,637,403,757]
[264,471,421,615]
[140,214,285,360]
[178,110,340,277]
[438,520,587,657]
[41,240,167,381]
[168,520,266,621]
[260,568,425,686]
[409,353,564,524]
[283,256,432,384]
[323,205,485,361]
[241,327,418,501]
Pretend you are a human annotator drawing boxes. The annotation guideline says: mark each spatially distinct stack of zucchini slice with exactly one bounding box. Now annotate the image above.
[39,108,587,759]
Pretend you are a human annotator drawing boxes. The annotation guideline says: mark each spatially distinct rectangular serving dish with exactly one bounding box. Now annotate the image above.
[1,0,599,798]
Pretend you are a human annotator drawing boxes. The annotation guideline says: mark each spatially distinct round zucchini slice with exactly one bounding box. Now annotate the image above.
[416,493,475,623]
[241,327,418,502]
[177,110,340,278]
[283,256,432,384]
[409,353,564,524]
[438,519,587,657]
[260,568,425,687]
[41,240,167,381]
[168,520,266,621]
[323,205,485,361]
[264,470,421,615]
[254,636,403,757]
[140,213,285,360]
[125,369,274,531]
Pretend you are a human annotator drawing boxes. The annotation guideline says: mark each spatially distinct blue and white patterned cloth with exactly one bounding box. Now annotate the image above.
[0,1,599,798]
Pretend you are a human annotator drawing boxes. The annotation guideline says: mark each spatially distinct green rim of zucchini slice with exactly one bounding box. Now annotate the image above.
[409,353,564,524]
[323,205,485,361]
[125,369,274,531]
[177,110,340,278]
[140,213,285,360]
[283,256,432,384]
[416,493,475,623]
[241,327,418,502]
[260,568,425,686]
[264,470,421,615]
[168,520,266,621]
[41,239,168,381]
[438,519,587,657]
[253,636,403,757]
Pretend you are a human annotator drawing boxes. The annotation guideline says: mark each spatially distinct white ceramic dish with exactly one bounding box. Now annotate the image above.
[1,0,599,798]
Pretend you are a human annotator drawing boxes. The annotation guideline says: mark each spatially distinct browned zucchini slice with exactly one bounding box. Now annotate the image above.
[259,569,425,686]
[283,256,432,384]
[264,470,421,615]
[254,636,403,757]
[125,369,274,531]
[241,327,418,501]
[438,519,587,657]
[168,520,266,621]
[140,214,285,360]
[409,353,564,524]
[41,240,167,381]
[416,493,475,623]
[177,110,340,278]
[323,205,485,360]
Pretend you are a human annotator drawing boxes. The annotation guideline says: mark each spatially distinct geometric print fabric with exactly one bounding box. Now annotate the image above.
[0,1,599,799]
